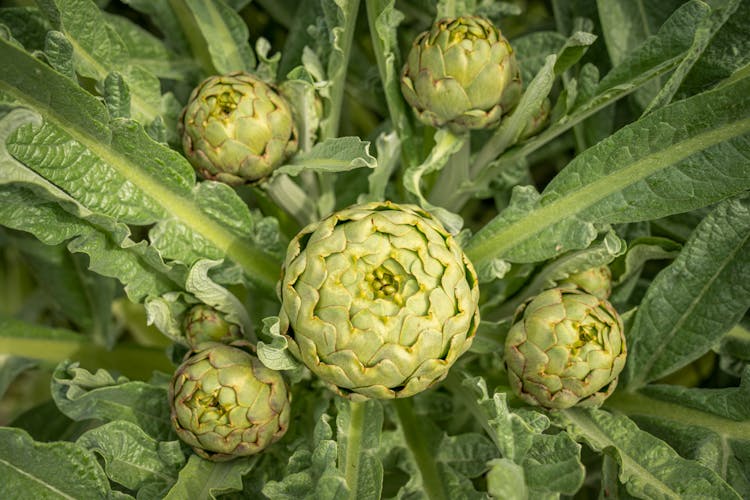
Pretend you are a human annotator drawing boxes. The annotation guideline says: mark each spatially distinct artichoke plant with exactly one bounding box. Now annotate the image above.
[400,16,522,133]
[183,304,242,348]
[504,288,626,409]
[557,265,613,300]
[180,72,298,185]
[278,201,480,400]
[169,342,291,461]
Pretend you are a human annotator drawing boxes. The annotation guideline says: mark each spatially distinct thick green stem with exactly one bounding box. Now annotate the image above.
[428,137,470,211]
[321,1,361,141]
[342,400,366,499]
[263,174,317,226]
[393,398,447,500]
[365,0,419,170]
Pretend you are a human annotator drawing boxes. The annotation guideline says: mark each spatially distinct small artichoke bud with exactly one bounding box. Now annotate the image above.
[557,265,612,300]
[169,342,291,461]
[180,72,298,185]
[279,201,480,400]
[505,288,626,409]
[400,16,522,133]
[183,304,242,348]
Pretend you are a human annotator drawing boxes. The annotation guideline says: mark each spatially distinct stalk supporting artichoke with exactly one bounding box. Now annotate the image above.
[400,16,521,133]
[279,201,480,400]
[183,304,242,348]
[169,342,291,461]
[557,265,612,300]
[180,72,298,185]
[505,288,626,409]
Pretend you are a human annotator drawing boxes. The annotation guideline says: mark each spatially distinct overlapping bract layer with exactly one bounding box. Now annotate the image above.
[401,16,521,132]
[180,72,298,185]
[505,288,626,409]
[169,343,290,461]
[558,265,613,300]
[279,202,480,400]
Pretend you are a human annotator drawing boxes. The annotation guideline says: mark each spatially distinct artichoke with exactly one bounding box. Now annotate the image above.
[180,72,298,185]
[400,16,522,133]
[557,265,612,300]
[169,342,291,461]
[183,304,242,348]
[279,201,480,400]
[505,288,626,409]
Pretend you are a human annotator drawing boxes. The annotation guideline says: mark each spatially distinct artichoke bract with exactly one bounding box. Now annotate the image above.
[505,288,626,409]
[180,72,298,185]
[279,201,480,400]
[401,16,521,133]
[169,342,291,461]
[183,304,242,348]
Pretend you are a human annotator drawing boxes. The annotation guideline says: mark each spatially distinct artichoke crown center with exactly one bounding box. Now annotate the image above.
[365,266,404,305]
[213,90,240,117]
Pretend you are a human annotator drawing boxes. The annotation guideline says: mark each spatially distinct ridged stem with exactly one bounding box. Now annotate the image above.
[343,400,366,499]
[393,398,447,500]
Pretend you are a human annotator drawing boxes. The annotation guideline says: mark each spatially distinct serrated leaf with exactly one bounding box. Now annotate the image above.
[625,196,750,388]
[466,75,750,269]
[0,39,281,293]
[51,361,173,439]
[555,407,741,500]
[170,0,255,75]
[163,454,256,500]
[0,427,111,499]
[275,137,376,177]
[77,420,184,493]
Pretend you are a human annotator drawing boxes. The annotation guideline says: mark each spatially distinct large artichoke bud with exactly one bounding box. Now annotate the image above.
[400,16,522,133]
[183,304,242,348]
[180,72,298,185]
[169,342,291,461]
[557,265,612,300]
[279,201,480,400]
[505,288,626,409]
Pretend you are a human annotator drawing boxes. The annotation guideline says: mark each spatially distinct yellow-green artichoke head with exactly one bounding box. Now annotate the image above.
[279,202,480,400]
[505,288,626,409]
[169,342,291,461]
[400,16,522,133]
[180,72,298,185]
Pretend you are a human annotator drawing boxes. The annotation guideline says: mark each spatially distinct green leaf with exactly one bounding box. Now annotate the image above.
[436,433,496,478]
[0,355,36,400]
[465,75,750,268]
[555,407,741,500]
[77,420,185,494]
[625,196,750,388]
[605,374,750,496]
[37,0,173,129]
[51,361,173,439]
[486,458,527,500]
[168,0,255,75]
[0,427,111,499]
[164,454,257,500]
[0,39,281,293]
[365,0,418,168]
[275,137,376,176]
[8,233,118,347]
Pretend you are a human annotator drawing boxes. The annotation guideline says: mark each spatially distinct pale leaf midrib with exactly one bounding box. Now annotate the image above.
[563,410,681,500]
[1,80,280,291]
[636,227,750,385]
[205,2,245,71]
[0,457,80,499]
[466,117,750,265]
